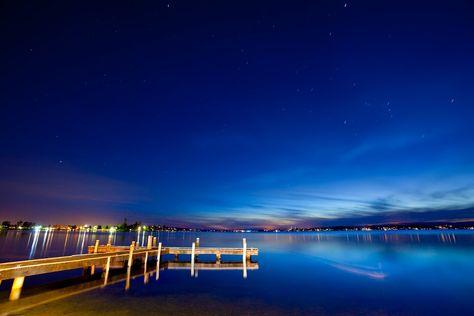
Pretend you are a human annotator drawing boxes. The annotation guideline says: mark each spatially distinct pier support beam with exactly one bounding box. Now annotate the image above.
[128,241,135,267]
[156,242,162,280]
[125,266,131,291]
[147,235,153,249]
[9,276,25,301]
[242,238,247,279]
[91,240,100,275]
[195,237,200,262]
[191,242,196,277]
[153,237,157,248]
[93,239,99,252]
[144,251,149,284]
[103,256,111,286]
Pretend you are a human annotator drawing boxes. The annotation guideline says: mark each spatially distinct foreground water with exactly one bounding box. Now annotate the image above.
[0,230,473,315]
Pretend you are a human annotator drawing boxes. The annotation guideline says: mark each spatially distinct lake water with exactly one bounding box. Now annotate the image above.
[1,230,474,315]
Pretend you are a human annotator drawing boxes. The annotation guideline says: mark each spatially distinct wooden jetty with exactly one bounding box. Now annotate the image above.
[0,238,258,302]
[0,260,258,315]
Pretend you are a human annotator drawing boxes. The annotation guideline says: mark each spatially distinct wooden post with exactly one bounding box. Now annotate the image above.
[156,242,162,280]
[103,256,111,286]
[242,238,247,279]
[91,239,100,275]
[128,241,135,267]
[147,235,153,249]
[191,242,196,277]
[94,239,100,252]
[107,234,113,245]
[144,251,149,272]
[153,236,157,248]
[144,251,149,284]
[125,266,131,290]
[216,252,221,262]
[195,237,200,262]
[9,277,25,301]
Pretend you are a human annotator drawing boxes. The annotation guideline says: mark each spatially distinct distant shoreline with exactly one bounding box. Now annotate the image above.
[1,222,474,233]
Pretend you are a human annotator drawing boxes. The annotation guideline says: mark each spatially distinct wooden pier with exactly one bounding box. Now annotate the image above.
[0,238,258,302]
[0,260,258,315]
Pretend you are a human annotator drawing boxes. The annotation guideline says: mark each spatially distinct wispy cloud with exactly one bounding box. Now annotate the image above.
[0,165,149,224]
[183,172,474,228]
[342,131,434,161]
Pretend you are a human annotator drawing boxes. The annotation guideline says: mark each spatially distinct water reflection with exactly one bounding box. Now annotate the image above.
[28,229,40,259]
[316,257,386,279]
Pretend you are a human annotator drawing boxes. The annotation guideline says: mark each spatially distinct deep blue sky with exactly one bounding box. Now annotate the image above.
[1,0,474,228]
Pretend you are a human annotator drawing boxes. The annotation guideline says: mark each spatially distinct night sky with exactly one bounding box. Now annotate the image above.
[1,0,474,228]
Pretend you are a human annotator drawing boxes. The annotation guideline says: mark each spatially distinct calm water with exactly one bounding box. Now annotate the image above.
[1,230,474,315]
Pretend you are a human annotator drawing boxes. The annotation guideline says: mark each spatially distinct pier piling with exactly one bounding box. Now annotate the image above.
[9,277,24,301]
[144,251,149,284]
[103,256,111,286]
[242,238,247,279]
[195,237,200,262]
[147,236,153,249]
[156,242,162,280]
[128,241,135,268]
[91,240,100,275]
[125,266,131,290]
[191,242,196,276]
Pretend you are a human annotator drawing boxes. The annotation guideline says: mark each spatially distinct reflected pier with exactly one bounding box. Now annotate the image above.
[0,260,258,315]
